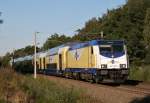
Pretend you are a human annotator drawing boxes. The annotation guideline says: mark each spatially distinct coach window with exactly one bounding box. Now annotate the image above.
[91,46,93,54]
[43,57,45,69]
[40,58,42,69]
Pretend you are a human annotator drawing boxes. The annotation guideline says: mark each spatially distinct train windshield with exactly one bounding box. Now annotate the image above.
[99,44,125,56]
[112,45,124,52]
[99,46,112,54]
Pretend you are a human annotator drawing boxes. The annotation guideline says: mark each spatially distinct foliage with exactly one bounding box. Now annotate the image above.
[75,18,103,41]
[13,45,39,58]
[144,46,150,64]
[0,12,3,24]
[143,8,150,46]
[73,0,150,65]
[42,33,71,50]
[129,65,150,81]
[0,53,11,67]
[0,68,98,103]
[143,8,150,64]
[0,45,38,67]
[0,57,2,67]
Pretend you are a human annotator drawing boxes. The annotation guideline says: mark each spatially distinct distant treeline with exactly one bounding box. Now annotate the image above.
[1,0,150,67]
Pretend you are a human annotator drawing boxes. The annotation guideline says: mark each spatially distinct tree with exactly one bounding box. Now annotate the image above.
[1,52,11,67]
[13,45,39,58]
[77,17,102,35]
[75,0,150,64]
[42,33,71,50]
[0,56,2,67]
[143,8,150,64]
[0,12,3,24]
[143,8,150,47]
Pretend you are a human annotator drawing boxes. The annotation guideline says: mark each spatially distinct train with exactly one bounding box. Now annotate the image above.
[11,40,129,83]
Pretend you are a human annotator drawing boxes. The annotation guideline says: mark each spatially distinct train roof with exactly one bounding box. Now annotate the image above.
[69,40,125,50]
[14,55,33,62]
[46,42,80,56]
[46,44,65,56]
[90,40,125,45]
[11,40,125,61]
[45,40,125,54]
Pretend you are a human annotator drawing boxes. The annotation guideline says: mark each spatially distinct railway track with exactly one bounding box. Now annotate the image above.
[116,85,150,95]
[95,81,150,95]
[90,82,150,96]
[40,74,150,96]
[116,80,150,95]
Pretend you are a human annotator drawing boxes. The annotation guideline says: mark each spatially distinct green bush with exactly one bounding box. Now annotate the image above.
[129,65,150,81]
[21,76,82,103]
[0,68,98,103]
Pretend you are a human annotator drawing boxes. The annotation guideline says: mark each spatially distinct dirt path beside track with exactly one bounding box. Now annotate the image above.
[39,75,150,103]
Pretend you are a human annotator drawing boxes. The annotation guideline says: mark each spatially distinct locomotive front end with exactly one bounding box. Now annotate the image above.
[96,40,129,82]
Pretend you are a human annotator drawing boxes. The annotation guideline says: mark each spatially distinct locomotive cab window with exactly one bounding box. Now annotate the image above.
[112,45,124,52]
[99,45,112,54]
[99,45,124,54]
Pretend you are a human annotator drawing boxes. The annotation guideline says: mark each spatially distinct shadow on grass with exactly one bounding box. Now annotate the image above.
[130,95,150,103]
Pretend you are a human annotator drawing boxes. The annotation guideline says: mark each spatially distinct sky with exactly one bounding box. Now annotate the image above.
[0,0,126,56]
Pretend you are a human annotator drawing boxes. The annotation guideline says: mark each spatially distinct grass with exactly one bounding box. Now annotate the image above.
[0,68,99,103]
[129,65,150,82]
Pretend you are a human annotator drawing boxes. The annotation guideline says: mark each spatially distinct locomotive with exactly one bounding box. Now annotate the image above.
[12,40,129,83]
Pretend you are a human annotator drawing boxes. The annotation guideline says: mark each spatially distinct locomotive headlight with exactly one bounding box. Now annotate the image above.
[101,64,107,69]
[120,64,126,68]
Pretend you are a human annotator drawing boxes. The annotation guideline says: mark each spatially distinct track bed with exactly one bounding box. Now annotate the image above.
[39,74,150,103]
